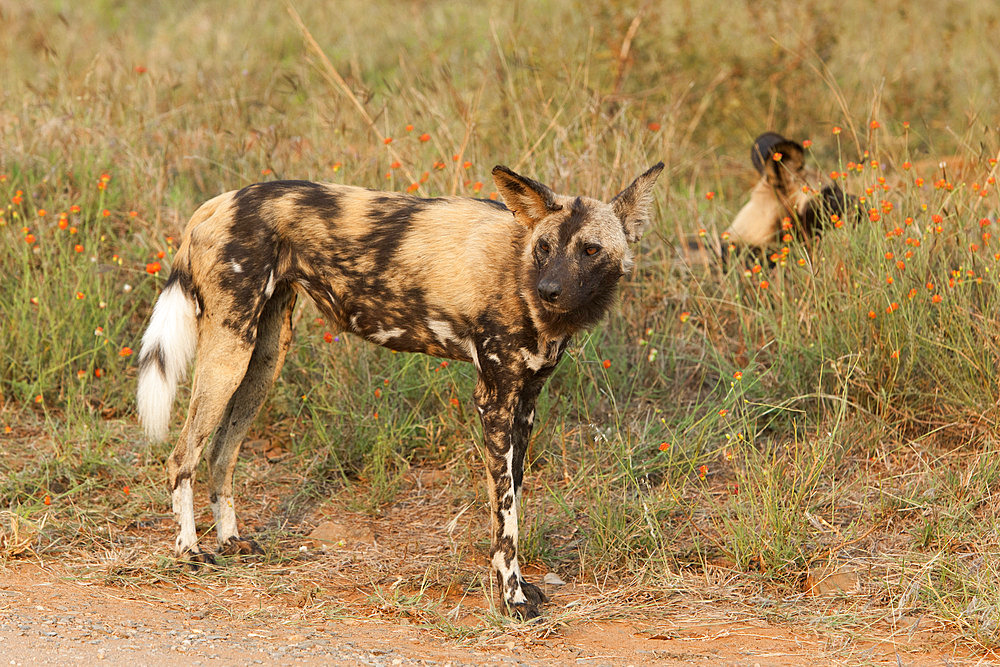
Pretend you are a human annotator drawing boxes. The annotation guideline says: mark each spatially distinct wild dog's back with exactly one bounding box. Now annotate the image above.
[171,180,525,360]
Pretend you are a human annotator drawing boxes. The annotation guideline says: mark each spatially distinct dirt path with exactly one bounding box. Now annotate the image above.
[0,456,993,666]
[0,562,989,666]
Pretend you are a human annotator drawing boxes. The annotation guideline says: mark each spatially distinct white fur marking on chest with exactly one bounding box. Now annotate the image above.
[519,348,547,371]
[520,340,561,372]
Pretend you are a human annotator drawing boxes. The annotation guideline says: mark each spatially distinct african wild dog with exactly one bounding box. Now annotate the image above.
[136,162,664,618]
[677,132,857,269]
[722,132,859,256]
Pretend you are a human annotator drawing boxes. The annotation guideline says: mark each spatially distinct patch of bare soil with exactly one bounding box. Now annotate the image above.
[0,465,995,665]
[0,561,987,666]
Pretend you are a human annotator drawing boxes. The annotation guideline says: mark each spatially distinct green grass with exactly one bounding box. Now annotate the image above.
[3,0,1000,651]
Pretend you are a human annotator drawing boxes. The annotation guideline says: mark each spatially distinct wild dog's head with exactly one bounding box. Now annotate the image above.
[725,132,858,250]
[492,163,664,338]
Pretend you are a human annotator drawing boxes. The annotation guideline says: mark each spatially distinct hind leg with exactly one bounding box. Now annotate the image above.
[206,286,297,556]
[168,328,256,566]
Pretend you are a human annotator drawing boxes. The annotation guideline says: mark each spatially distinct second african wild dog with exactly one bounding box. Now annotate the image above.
[723,132,859,255]
[136,162,664,618]
[681,132,859,269]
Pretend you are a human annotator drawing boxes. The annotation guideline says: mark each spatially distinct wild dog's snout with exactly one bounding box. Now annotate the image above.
[537,278,561,303]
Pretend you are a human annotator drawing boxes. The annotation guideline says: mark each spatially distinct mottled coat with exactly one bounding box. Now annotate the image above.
[137,163,663,618]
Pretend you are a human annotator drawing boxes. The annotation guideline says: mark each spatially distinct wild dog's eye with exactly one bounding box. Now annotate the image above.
[584,245,601,256]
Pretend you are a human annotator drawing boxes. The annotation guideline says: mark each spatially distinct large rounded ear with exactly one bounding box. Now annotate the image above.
[762,140,805,193]
[750,132,790,174]
[491,166,561,228]
[611,162,665,242]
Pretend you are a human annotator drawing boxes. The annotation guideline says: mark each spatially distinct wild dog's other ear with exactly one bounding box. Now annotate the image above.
[762,140,805,193]
[611,162,665,242]
[491,166,561,227]
[750,132,790,174]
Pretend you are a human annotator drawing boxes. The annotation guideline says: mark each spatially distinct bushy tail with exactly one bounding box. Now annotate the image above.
[136,278,198,442]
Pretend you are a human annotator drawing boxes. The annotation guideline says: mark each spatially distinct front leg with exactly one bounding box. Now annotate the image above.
[475,370,548,619]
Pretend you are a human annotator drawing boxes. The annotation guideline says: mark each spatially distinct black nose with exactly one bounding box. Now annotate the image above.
[538,280,561,303]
